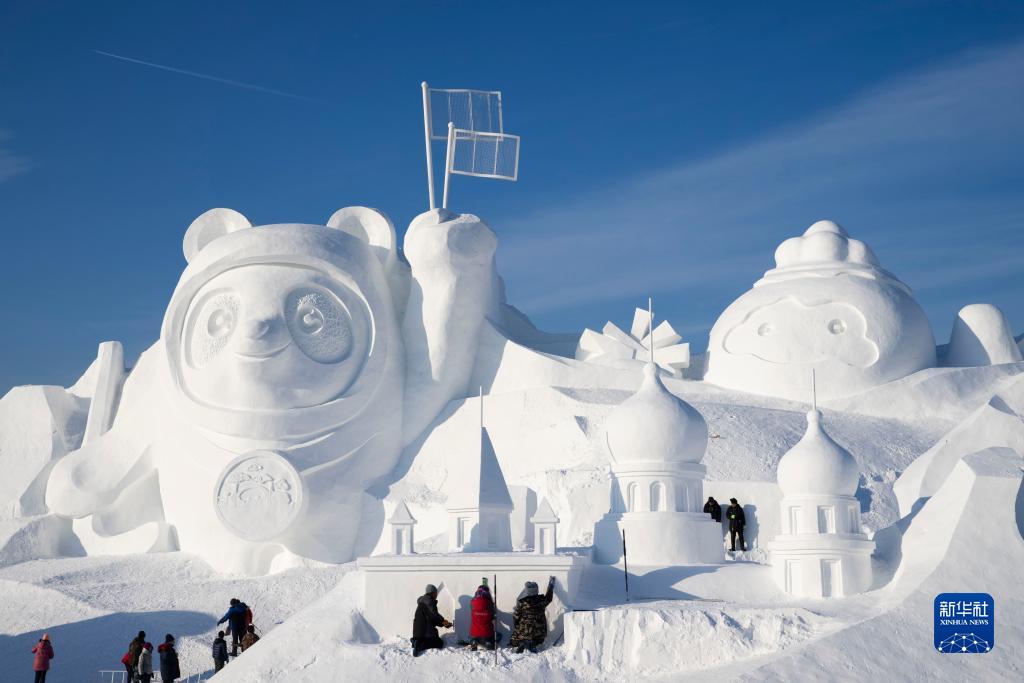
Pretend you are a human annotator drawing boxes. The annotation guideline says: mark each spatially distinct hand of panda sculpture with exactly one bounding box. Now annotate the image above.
[45,206,499,573]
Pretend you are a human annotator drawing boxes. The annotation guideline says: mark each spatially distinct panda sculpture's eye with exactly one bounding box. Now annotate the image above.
[285,288,352,364]
[297,305,325,335]
[828,319,847,335]
[207,308,235,338]
[188,292,240,366]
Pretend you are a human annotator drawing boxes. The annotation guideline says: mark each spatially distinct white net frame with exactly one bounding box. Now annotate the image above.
[428,88,503,140]
[449,128,520,181]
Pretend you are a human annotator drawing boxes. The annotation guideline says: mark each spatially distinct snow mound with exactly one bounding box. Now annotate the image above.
[564,603,827,677]
[736,447,1024,682]
[944,303,1023,367]
[0,385,87,521]
[0,515,81,567]
[893,373,1024,515]
[214,569,379,681]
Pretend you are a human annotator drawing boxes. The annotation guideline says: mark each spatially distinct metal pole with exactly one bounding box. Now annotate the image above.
[811,368,817,411]
[493,573,498,665]
[442,122,455,210]
[622,528,630,602]
[421,81,436,210]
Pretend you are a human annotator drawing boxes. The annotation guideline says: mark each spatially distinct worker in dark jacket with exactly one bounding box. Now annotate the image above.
[411,584,451,657]
[509,577,555,653]
[158,634,180,682]
[726,498,747,551]
[703,496,722,522]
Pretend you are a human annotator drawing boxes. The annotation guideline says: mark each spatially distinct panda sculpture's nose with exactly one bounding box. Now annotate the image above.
[242,319,272,340]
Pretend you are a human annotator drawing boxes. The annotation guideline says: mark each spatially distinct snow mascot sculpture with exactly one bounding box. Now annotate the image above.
[46,206,499,573]
[704,220,937,401]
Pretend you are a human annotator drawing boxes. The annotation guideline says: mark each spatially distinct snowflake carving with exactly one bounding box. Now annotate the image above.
[575,307,690,377]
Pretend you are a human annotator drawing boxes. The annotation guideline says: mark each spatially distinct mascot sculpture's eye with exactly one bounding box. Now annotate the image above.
[286,288,353,364]
[189,292,240,366]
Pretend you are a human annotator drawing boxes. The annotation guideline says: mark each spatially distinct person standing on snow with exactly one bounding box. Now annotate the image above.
[217,597,250,656]
[212,631,229,672]
[469,584,500,651]
[726,498,747,551]
[411,584,452,657]
[126,631,146,681]
[136,642,154,683]
[240,624,260,652]
[509,577,555,654]
[31,633,54,683]
[158,634,181,682]
[703,496,722,522]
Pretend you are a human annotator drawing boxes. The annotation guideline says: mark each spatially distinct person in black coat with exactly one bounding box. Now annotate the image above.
[726,498,747,551]
[157,634,180,682]
[411,584,452,657]
[703,496,722,522]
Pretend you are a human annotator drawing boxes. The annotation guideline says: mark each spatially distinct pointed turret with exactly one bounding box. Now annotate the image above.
[446,391,514,552]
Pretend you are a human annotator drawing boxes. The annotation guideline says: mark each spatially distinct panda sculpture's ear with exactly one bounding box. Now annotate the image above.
[326,207,397,270]
[183,208,252,263]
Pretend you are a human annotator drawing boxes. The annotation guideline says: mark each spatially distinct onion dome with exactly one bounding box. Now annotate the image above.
[605,362,708,465]
[776,409,859,497]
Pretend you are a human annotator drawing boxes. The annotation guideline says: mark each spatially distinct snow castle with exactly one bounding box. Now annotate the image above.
[768,406,874,598]
[593,360,723,565]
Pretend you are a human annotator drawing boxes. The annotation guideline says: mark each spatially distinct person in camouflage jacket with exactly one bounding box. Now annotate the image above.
[509,576,555,653]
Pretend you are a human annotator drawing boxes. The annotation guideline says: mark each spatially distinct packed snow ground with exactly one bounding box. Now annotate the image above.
[0,554,346,681]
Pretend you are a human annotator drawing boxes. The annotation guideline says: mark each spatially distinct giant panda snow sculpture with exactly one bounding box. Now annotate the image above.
[704,220,936,401]
[45,206,499,573]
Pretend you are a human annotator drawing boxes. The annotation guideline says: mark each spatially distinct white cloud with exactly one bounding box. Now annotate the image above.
[498,41,1024,320]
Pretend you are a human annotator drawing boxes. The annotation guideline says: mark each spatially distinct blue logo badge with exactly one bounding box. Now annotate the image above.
[934,593,994,654]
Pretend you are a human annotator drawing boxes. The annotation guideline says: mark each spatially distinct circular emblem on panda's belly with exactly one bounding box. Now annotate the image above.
[214,450,305,542]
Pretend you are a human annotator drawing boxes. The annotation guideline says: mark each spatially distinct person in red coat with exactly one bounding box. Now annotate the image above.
[468,584,501,651]
[31,633,54,683]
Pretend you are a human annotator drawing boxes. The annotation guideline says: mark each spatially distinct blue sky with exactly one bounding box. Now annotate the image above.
[1,1,1022,393]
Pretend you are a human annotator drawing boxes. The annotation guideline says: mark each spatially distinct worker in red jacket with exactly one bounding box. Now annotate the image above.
[468,584,501,651]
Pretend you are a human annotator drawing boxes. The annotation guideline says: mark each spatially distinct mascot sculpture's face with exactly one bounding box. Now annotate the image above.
[180,264,370,410]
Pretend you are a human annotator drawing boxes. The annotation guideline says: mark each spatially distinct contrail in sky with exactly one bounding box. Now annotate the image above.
[93,49,318,102]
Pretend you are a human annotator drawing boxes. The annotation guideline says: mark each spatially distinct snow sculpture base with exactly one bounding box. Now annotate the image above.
[357,550,590,642]
[593,512,723,565]
[767,534,874,598]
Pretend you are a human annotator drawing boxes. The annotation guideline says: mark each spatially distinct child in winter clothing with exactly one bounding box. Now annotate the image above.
[31,633,54,683]
[212,631,229,672]
[469,585,501,651]
[240,624,260,652]
[509,577,555,653]
[158,634,181,682]
[136,642,154,682]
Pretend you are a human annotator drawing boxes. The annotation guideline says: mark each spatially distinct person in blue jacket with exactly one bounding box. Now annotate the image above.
[217,598,250,656]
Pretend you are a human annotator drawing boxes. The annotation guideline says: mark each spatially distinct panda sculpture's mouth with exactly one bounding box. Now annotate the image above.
[235,342,291,361]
